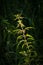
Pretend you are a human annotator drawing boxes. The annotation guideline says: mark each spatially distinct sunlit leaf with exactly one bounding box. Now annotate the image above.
[25,27,34,30]
[26,34,33,38]
[17,35,23,41]
[19,51,27,56]
[14,14,24,20]
[27,37,35,42]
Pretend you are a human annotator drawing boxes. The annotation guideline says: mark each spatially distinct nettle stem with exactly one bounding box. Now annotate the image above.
[17,18,29,49]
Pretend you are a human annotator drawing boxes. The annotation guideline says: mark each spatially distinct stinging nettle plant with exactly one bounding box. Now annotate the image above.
[1,13,38,65]
[13,13,38,65]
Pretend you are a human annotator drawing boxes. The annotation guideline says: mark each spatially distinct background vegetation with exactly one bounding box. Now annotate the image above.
[0,0,43,65]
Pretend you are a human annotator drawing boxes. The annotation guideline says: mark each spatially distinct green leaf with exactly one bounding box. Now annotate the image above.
[17,40,25,49]
[19,51,27,56]
[26,34,33,38]
[2,19,9,24]
[27,37,35,42]
[12,29,20,33]
[22,42,28,49]
[25,27,34,30]
[17,35,23,41]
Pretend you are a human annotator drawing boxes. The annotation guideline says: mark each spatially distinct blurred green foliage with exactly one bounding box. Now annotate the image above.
[0,0,43,65]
